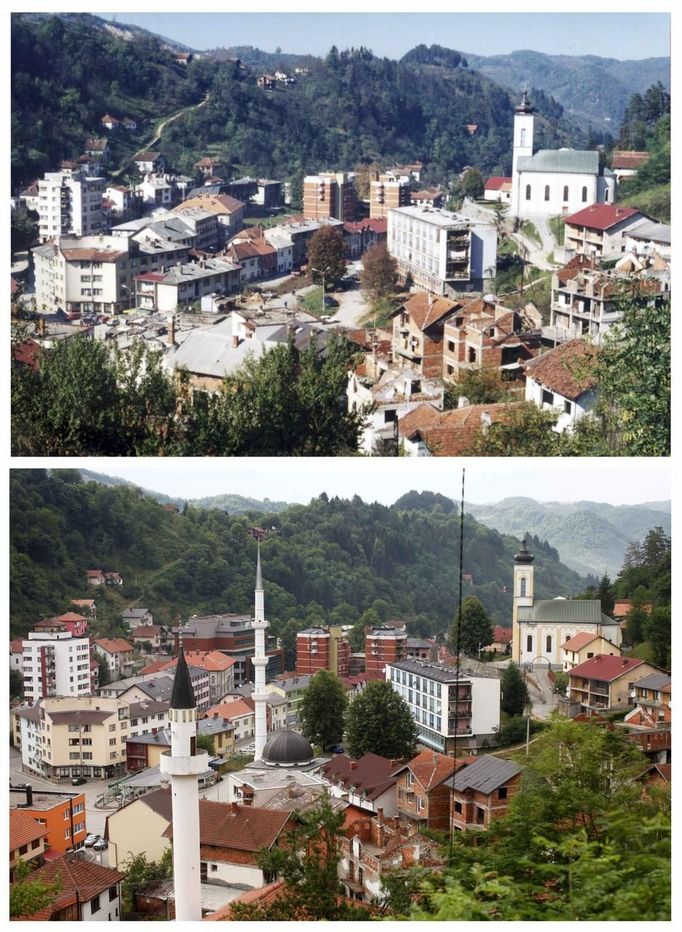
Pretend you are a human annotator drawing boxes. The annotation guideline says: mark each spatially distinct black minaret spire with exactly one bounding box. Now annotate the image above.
[170,645,196,710]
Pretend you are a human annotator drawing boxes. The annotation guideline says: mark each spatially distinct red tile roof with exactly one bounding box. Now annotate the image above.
[562,632,600,652]
[392,750,469,791]
[19,854,124,903]
[11,638,23,653]
[490,626,513,644]
[204,698,253,721]
[11,340,41,370]
[141,650,235,675]
[56,612,88,623]
[569,655,647,682]
[10,808,48,852]
[398,292,460,331]
[564,204,641,232]
[524,340,597,400]
[164,801,290,851]
[321,752,402,800]
[398,402,523,456]
[485,176,512,190]
[94,637,134,654]
[611,150,650,171]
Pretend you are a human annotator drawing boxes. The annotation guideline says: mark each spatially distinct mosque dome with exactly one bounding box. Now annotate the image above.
[262,730,315,767]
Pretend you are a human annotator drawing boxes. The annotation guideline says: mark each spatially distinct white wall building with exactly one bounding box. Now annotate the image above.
[386,658,500,752]
[37,169,107,241]
[523,340,597,433]
[388,205,497,295]
[135,257,241,313]
[510,91,616,220]
[22,631,91,703]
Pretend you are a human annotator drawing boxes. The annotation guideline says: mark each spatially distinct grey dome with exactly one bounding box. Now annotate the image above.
[262,730,314,766]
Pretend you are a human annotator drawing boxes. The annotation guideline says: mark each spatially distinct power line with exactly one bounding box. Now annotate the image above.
[449,466,465,863]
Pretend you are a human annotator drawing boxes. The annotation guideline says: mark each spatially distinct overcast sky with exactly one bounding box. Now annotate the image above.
[59,459,671,508]
[94,5,671,61]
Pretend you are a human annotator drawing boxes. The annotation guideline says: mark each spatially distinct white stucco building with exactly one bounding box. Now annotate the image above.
[511,537,622,668]
[22,631,91,703]
[388,204,497,295]
[36,168,107,241]
[510,91,616,220]
[385,658,500,752]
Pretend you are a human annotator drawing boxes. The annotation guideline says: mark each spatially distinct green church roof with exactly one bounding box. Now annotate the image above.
[517,599,616,625]
[517,149,600,175]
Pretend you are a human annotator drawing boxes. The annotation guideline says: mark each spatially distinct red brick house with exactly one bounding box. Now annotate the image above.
[392,750,472,831]
[446,754,523,831]
[391,293,461,378]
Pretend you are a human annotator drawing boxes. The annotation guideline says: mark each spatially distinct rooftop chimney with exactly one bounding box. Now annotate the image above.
[230,802,239,813]
[349,760,357,771]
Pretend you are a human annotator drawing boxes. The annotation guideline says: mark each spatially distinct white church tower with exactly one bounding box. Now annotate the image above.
[511,535,535,663]
[252,544,268,761]
[511,89,535,218]
[159,646,209,921]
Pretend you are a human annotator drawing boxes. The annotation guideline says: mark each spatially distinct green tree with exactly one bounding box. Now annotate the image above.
[461,167,484,199]
[307,226,347,289]
[444,367,508,408]
[121,849,173,917]
[448,595,493,657]
[93,650,110,687]
[490,197,509,235]
[196,734,215,756]
[10,667,23,699]
[10,860,62,919]
[463,402,561,456]
[299,670,347,751]
[230,799,372,920]
[500,662,528,717]
[566,296,670,456]
[345,679,417,759]
[596,573,615,616]
[11,207,39,252]
[644,605,670,668]
[360,243,398,303]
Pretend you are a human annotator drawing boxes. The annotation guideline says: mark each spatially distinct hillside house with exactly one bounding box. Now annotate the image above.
[391,292,461,377]
[12,854,124,921]
[561,632,621,672]
[447,755,523,831]
[611,150,650,183]
[398,401,524,456]
[563,204,648,259]
[133,151,165,175]
[484,176,512,202]
[392,750,468,831]
[321,753,401,817]
[564,655,665,716]
[93,638,135,679]
[623,673,671,728]
[523,339,598,432]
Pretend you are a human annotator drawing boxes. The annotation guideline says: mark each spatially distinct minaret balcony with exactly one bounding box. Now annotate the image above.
[160,749,209,777]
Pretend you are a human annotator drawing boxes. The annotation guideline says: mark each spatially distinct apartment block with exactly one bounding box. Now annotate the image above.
[388,205,497,295]
[303,172,356,222]
[16,696,131,781]
[370,174,411,219]
[37,168,107,241]
[176,614,284,687]
[22,631,91,703]
[365,625,408,676]
[295,626,350,677]
[10,786,87,854]
[386,658,500,752]
[135,256,241,313]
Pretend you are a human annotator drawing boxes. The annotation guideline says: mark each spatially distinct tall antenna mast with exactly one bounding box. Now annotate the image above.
[449,467,465,862]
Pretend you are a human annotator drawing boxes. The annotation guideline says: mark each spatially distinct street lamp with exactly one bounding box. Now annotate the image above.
[311,267,326,315]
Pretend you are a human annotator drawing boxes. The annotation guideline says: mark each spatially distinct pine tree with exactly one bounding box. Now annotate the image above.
[448,596,493,657]
[299,670,347,751]
[500,662,529,717]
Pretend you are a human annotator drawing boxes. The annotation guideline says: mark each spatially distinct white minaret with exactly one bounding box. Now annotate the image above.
[252,544,268,760]
[159,645,209,921]
[511,89,535,217]
[511,534,535,663]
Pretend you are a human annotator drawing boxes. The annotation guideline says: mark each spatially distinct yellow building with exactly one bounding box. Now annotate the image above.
[105,787,172,870]
[562,633,621,672]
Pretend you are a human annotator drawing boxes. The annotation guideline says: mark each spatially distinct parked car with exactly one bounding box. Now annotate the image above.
[72,777,87,786]
[84,834,100,848]
[323,295,339,308]
[328,745,345,754]
[93,838,108,851]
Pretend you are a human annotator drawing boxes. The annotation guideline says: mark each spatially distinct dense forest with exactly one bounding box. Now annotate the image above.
[11,14,582,191]
[615,81,670,221]
[10,472,589,645]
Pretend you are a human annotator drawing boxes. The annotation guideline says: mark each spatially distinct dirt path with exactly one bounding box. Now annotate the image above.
[110,92,210,179]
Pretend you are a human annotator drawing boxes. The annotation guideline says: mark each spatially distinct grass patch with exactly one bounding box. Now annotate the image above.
[359,294,404,329]
[298,286,328,317]
[618,182,670,223]
[520,220,542,246]
[549,215,565,246]
[623,641,657,664]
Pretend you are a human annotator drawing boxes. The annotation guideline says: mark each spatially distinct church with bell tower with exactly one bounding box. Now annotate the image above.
[510,89,616,221]
[511,535,622,668]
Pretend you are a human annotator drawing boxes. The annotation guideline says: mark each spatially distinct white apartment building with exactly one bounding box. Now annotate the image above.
[388,205,497,295]
[32,233,189,316]
[135,256,241,313]
[37,168,107,241]
[22,631,91,703]
[386,658,500,752]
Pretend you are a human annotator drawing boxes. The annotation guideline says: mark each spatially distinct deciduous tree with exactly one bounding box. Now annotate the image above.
[360,243,398,303]
[448,595,493,657]
[500,662,529,717]
[307,226,347,289]
[345,680,417,759]
[299,670,347,751]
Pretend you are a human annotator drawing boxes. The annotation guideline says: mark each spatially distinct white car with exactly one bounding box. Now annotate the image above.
[84,833,100,847]
[93,838,108,851]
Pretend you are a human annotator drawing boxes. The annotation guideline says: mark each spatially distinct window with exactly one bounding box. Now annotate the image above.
[605,189,609,202]
[564,400,572,415]
[384,409,397,423]
[544,185,550,201]
[91,895,100,913]
[520,577,527,597]
[417,797,425,811]
[498,787,508,800]
[520,128,527,146]
[109,886,117,902]
[454,801,462,814]
[527,635,533,653]
[31,839,40,849]
[468,347,477,363]
[546,635,552,653]
[447,340,455,352]
[563,185,569,202]
[525,185,531,201]
[19,844,28,855]
[581,186,588,203]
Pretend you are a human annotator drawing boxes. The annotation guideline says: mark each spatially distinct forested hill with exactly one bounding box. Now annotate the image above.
[467,496,671,579]
[12,13,583,190]
[10,472,588,641]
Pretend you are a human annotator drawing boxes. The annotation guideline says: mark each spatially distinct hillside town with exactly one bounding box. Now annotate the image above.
[11,41,670,455]
[10,534,671,919]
